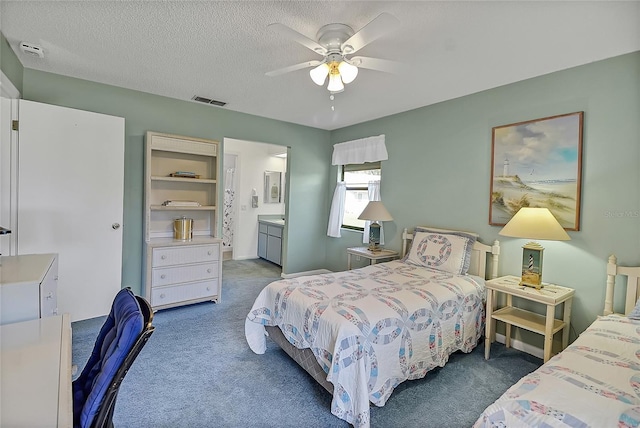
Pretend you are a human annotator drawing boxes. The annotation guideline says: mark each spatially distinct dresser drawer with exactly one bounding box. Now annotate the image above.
[40,264,58,318]
[151,280,217,307]
[152,244,219,267]
[267,225,282,238]
[152,262,218,287]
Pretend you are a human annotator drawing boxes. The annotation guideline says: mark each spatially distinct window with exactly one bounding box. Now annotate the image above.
[341,162,381,230]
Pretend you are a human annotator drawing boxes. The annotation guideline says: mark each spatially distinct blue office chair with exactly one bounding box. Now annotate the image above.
[72,288,155,428]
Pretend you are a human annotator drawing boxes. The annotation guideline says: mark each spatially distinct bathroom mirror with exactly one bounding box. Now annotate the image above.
[264,171,282,203]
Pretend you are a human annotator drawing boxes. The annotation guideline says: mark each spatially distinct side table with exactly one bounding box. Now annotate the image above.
[346,247,399,270]
[484,275,574,363]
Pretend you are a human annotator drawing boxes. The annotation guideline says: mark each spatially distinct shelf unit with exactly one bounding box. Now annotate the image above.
[144,131,222,310]
[145,132,219,240]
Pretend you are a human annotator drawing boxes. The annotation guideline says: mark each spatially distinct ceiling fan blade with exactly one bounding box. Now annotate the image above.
[349,56,402,74]
[265,60,323,77]
[341,13,400,54]
[268,23,327,55]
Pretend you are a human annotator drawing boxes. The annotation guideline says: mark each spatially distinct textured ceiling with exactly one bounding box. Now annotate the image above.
[1,1,639,130]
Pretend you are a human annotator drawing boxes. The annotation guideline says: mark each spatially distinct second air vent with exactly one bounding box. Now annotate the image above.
[192,96,226,107]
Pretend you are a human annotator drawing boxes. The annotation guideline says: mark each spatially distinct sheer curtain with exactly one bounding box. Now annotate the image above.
[327,182,346,238]
[328,134,387,238]
[362,181,385,245]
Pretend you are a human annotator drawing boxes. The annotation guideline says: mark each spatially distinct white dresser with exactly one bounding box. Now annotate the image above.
[0,253,59,325]
[145,238,222,310]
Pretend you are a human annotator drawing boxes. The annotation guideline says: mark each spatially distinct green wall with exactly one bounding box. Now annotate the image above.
[20,69,331,295]
[328,51,640,340]
[0,32,23,92]
[4,42,639,343]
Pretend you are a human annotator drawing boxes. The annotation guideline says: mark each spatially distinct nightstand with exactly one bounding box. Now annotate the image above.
[346,247,399,270]
[484,275,574,363]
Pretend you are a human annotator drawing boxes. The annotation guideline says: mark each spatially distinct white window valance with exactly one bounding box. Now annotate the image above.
[331,134,387,166]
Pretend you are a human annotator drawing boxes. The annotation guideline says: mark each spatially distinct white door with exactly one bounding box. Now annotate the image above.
[0,71,20,256]
[17,100,125,321]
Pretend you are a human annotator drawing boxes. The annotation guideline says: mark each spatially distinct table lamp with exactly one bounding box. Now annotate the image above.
[358,201,393,252]
[499,207,570,289]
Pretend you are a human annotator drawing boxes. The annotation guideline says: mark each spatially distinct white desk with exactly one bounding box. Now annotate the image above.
[1,314,72,427]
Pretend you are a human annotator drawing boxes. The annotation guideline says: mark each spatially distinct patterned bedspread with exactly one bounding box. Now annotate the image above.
[475,315,640,428]
[245,260,485,427]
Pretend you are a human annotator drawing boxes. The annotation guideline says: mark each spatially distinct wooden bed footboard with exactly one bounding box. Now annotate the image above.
[605,254,640,315]
[401,227,500,280]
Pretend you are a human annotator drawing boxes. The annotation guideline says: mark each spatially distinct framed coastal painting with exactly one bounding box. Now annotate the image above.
[489,111,584,230]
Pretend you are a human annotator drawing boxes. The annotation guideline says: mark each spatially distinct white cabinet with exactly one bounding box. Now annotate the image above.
[145,239,222,310]
[257,221,283,266]
[144,131,222,310]
[0,254,59,325]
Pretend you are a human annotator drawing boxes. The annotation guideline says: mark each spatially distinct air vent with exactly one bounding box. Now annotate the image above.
[19,42,44,58]
[192,96,227,107]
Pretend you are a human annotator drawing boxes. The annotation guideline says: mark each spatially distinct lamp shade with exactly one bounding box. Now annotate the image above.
[499,207,570,241]
[309,63,329,85]
[338,61,358,84]
[327,73,344,92]
[358,201,393,221]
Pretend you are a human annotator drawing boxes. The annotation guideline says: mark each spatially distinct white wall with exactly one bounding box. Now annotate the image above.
[224,138,286,260]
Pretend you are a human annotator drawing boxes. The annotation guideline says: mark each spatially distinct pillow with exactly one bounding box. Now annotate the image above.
[403,228,477,275]
[628,298,640,320]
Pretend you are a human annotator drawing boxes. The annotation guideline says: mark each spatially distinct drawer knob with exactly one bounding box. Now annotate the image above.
[206,286,211,291]
[161,274,166,279]
[160,293,166,299]
[161,255,167,260]
[207,269,212,273]
[208,251,212,255]
[45,292,53,300]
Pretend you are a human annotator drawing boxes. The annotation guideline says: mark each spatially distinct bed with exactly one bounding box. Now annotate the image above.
[245,227,500,427]
[475,254,640,428]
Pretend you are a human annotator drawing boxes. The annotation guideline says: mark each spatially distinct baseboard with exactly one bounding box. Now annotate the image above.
[230,255,258,261]
[494,333,544,360]
[281,269,332,278]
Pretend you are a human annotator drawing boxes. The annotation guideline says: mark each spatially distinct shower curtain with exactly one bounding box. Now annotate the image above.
[223,167,235,248]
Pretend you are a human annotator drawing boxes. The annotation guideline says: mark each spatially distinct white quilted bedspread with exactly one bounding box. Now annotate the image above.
[475,315,640,428]
[245,260,485,427]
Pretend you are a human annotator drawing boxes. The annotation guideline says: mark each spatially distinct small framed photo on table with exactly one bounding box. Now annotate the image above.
[521,243,543,289]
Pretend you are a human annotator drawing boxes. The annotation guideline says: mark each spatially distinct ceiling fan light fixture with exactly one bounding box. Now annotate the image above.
[338,61,358,84]
[327,73,344,92]
[310,63,329,85]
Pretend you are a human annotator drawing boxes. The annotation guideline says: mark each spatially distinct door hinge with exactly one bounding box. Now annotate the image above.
[12,120,18,131]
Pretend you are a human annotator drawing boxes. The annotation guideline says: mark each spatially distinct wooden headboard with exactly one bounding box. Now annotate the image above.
[401,227,500,280]
[604,254,640,315]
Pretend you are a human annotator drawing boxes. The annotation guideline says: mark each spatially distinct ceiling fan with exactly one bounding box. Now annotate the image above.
[266,13,401,93]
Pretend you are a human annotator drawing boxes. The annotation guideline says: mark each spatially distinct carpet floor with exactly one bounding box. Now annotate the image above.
[71,259,541,427]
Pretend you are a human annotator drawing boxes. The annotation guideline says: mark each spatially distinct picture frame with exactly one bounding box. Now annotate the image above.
[489,112,584,230]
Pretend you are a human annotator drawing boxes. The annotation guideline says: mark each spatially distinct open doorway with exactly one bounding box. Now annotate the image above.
[222,138,288,266]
